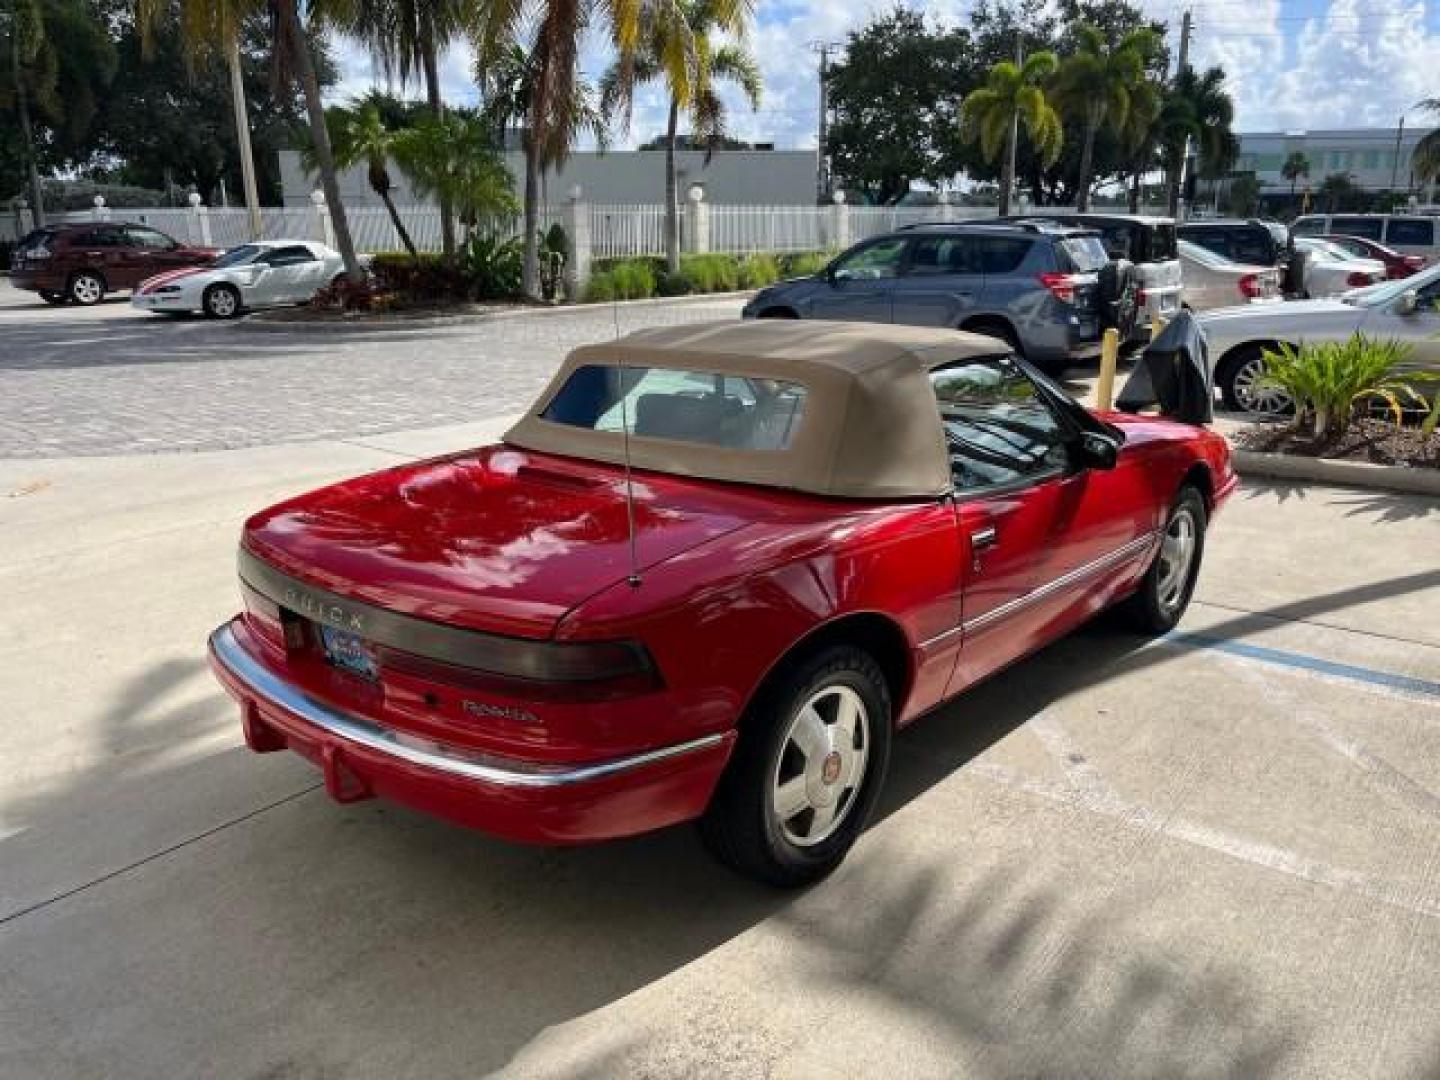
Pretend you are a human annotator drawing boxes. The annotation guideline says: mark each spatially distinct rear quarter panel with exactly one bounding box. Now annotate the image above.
[558,498,966,734]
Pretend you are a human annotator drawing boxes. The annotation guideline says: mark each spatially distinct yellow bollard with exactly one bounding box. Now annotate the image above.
[1096,327,1119,412]
[1151,313,1165,341]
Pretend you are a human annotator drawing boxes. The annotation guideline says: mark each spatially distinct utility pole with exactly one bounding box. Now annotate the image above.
[1172,9,1193,219]
[228,38,263,240]
[809,41,841,202]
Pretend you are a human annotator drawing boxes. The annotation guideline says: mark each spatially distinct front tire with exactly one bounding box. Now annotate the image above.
[1218,346,1292,415]
[700,645,892,887]
[1123,485,1207,634]
[203,283,242,319]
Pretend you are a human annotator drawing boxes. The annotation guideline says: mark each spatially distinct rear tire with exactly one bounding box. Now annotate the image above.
[203,283,242,319]
[757,307,799,319]
[1122,485,1206,634]
[700,645,892,887]
[68,271,105,306]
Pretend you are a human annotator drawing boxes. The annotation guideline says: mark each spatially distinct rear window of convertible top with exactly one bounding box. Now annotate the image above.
[541,364,808,451]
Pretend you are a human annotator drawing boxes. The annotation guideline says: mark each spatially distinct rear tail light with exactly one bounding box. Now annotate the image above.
[1346,271,1376,287]
[1238,273,1262,299]
[1405,256,1426,271]
[1135,287,1148,307]
[379,640,663,704]
[1038,272,1080,304]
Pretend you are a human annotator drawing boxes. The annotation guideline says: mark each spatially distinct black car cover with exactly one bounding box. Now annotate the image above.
[1116,310,1213,425]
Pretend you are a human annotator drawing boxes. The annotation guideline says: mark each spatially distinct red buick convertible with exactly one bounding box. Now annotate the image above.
[210,320,1235,885]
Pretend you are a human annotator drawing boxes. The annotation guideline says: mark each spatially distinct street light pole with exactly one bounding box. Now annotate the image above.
[228,38,263,240]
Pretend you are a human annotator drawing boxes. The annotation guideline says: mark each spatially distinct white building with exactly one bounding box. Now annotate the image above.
[278,148,819,208]
[1234,128,1433,196]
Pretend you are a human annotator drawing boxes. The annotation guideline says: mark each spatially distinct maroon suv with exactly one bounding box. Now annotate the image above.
[9,222,221,305]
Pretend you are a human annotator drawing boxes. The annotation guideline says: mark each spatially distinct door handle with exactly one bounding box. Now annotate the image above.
[969,525,997,572]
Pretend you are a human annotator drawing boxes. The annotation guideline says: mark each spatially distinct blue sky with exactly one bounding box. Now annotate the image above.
[330,0,1440,148]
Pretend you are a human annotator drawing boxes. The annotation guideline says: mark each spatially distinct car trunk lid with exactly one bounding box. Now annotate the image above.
[242,445,758,640]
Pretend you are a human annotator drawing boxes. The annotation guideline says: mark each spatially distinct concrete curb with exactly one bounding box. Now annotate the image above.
[1232,448,1440,497]
[235,291,755,333]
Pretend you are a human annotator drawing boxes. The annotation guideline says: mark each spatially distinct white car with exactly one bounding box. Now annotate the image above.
[131,240,347,319]
[1178,240,1281,311]
[1199,262,1440,413]
[1292,237,1386,299]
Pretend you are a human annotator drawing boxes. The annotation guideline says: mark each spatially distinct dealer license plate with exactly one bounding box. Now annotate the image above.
[319,625,379,681]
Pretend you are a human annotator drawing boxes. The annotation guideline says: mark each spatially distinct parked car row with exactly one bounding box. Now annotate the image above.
[8,221,349,317]
[744,210,1440,419]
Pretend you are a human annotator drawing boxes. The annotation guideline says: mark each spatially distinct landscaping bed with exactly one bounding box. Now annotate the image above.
[1236,418,1440,470]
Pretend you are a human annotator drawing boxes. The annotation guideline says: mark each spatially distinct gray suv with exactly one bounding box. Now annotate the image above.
[741,222,1114,374]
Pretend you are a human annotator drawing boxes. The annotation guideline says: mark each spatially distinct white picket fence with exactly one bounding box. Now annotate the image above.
[6,200,1171,258]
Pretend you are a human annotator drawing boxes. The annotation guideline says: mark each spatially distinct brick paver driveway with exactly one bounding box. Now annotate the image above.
[0,282,744,457]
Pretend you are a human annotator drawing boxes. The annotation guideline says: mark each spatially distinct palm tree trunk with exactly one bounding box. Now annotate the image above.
[999,107,1018,216]
[381,190,418,257]
[422,40,456,258]
[1077,116,1098,211]
[278,0,362,281]
[522,137,542,298]
[664,97,680,274]
[1128,164,1141,213]
[10,27,45,227]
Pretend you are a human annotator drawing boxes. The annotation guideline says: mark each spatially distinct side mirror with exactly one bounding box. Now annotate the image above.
[1076,431,1120,471]
[1399,289,1419,315]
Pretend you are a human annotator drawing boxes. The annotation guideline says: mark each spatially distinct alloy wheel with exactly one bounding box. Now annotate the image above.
[207,287,238,318]
[770,684,870,848]
[71,274,103,305]
[1230,354,1292,415]
[1157,508,1197,613]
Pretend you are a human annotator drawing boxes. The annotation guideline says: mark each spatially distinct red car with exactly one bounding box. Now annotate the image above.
[209,321,1236,885]
[1319,234,1426,279]
[9,221,221,305]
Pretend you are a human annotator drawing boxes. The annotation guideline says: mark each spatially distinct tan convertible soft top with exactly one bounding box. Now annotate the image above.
[504,320,1010,499]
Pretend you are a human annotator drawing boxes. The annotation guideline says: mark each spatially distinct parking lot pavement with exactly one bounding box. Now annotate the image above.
[1,414,1437,1077]
[0,280,744,457]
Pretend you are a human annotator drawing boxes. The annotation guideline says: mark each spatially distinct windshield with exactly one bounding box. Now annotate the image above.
[1345,260,1440,307]
[212,244,262,269]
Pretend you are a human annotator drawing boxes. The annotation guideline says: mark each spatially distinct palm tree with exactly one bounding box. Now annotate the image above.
[1116,75,1163,213]
[1052,24,1159,212]
[5,0,52,225]
[136,0,364,282]
[392,112,517,239]
[317,0,471,256]
[1159,66,1237,216]
[1319,172,1356,213]
[599,0,760,274]
[1281,151,1310,202]
[305,97,417,256]
[475,0,673,298]
[960,51,1062,216]
[1411,98,1440,191]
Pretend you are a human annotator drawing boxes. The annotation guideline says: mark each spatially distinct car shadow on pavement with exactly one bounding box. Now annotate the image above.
[11,566,1440,1076]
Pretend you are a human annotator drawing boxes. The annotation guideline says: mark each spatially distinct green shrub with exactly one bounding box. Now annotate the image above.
[680,254,739,292]
[1259,334,1433,438]
[585,271,617,303]
[657,270,694,296]
[609,258,658,299]
[460,234,523,299]
[736,254,782,289]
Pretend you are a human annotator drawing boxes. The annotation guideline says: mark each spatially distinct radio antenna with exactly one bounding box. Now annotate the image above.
[605,214,642,589]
